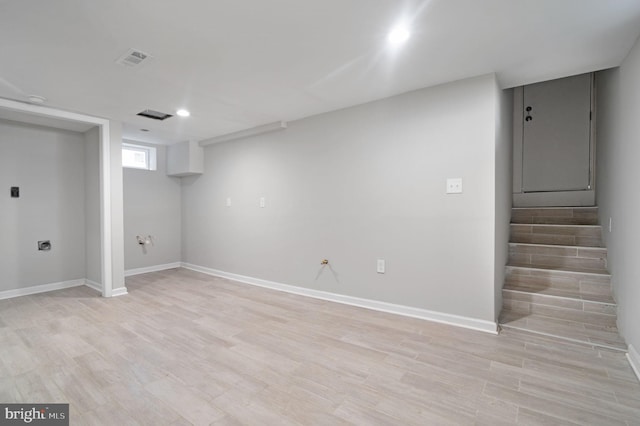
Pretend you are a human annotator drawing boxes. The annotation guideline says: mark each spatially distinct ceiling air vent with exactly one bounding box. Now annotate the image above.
[137,109,173,121]
[116,48,152,67]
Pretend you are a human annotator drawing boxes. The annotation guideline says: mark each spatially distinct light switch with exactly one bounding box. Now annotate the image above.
[377,259,385,274]
[259,197,265,208]
[446,178,463,194]
[226,197,231,207]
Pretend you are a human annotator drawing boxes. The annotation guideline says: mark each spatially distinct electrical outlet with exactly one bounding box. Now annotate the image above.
[377,259,385,274]
[10,186,19,198]
[446,178,463,194]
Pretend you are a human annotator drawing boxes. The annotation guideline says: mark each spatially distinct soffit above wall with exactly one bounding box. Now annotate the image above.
[0,108,95,133]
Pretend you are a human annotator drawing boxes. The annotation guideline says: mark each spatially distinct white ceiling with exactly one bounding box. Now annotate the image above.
[1,0,640,145]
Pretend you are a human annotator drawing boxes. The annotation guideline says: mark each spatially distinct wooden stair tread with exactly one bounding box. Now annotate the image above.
[507,262,609,275]
[498,311,626,351]
[511,206,598,210]
[509,242,605,250]
[511,218,599,225]
[512,223,600,227]
[503,285,615,304]
[511,218,600,226]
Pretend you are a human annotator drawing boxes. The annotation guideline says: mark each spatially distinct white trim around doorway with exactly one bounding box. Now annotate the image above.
[0,97,114,297]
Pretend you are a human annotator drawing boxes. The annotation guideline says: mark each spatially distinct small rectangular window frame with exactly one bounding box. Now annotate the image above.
[122,143,157,171]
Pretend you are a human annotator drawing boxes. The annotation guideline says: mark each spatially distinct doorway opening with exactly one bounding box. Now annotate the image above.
[0,97,115,297]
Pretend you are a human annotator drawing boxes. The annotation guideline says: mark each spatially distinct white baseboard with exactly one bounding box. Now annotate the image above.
[0,279,85,300]
[124,262,182,277]
[0,278,127,300]
[86,279,128,297]
[84,279,102,293]
[111,287,128,297]
[627,345,640,382]
[181,263,498,334]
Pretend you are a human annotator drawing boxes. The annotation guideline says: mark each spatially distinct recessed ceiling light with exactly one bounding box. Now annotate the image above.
[387,26,411,45]
[176,109,190,117]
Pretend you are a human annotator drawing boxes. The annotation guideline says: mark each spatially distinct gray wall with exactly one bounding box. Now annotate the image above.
[596,34,640,352]
[0,120,86,290]
[494,85,514,319]
[182,74,502,322]
[123,142,182,271]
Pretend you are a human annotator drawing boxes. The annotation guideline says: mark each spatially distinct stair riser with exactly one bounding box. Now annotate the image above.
[511,224,603,247]
[509,253,607,272]
[510,244,606,258]
[509,244,607,272]
[499,318,626,351]
[511,224,602,237]
[501,313,619,335]
[511,207,598,225]
[511,217,599,226]
[510,233,602,247]
[505,268,612,297]
[501,304,617,328]
[503,292,617,327]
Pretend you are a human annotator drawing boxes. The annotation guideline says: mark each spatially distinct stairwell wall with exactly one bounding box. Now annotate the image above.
[494,84,514,320]
[596,33,640,355]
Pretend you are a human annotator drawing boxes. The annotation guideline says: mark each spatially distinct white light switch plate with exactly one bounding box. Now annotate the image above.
[259,197,265,208]
[377,259,385,274]
[446,178,463,194]
[226,197,231,207]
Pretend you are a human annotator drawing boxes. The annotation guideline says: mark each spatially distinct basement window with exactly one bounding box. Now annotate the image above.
[122,143,157,171]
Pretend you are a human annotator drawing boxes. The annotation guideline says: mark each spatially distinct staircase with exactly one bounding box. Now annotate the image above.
[499,206,626,351]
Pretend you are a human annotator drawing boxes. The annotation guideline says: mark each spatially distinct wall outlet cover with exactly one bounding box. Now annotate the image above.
[446,178,463,194]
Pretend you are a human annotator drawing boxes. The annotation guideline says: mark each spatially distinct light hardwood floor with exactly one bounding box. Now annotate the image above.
[1,268,640,425]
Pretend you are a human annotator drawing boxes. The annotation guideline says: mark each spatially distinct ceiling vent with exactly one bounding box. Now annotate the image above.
[116,48,152,67]
[137,109,173,121]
